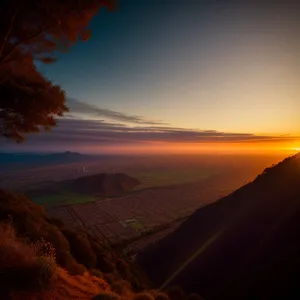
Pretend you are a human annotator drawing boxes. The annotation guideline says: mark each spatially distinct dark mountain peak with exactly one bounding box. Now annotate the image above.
[63,151,82,156]
[138,154,300,300]
[28,172,141,198]
[70,172,141,196]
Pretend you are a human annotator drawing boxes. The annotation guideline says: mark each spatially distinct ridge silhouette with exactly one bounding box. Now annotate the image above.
[138,153,300,300]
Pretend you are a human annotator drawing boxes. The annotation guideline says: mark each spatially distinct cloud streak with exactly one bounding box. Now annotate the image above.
[67,98,167,125]
[1,117,297,151]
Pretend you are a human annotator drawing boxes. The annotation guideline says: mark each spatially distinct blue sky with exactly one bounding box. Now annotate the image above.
[4,0,300,153]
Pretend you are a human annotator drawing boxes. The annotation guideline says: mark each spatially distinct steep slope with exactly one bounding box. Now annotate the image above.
[0,189,148,292]
[0,219,201,300]
[138,153,300,300]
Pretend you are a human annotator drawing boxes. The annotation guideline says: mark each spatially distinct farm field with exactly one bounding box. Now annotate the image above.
[31,192,97,208]
[130,168,216,190]
[47,169,260,251]
[1,153,287,253]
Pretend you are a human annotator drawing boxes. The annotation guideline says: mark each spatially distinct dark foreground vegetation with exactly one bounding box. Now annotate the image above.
[0,188,147,289]
[138,153,300,300]
[0,188,205,299]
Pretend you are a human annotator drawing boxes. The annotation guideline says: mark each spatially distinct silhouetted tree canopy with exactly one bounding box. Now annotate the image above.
[0,0,116,142]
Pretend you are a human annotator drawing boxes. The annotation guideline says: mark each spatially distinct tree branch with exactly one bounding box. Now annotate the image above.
[0,5,20,59]
[0,23,53,67]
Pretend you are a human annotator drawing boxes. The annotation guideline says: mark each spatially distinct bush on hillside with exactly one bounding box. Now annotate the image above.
[96,254,116,273]
[62,228,97,268]
[0,223,57,295]
[111,279,133,298]
[55,249,86,275]
[149,290,170,300]
[91,268,104,278]
[0,189,148,289]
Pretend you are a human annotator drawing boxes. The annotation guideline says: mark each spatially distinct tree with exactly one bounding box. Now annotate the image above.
[0,0,116,142]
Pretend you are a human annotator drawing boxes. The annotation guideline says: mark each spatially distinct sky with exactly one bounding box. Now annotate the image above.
[3,0,300,154]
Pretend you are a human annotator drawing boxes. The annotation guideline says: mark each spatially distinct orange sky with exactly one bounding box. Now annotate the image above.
[82,140,300,155]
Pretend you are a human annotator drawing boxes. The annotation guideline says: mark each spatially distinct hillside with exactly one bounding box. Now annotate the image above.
[138,153,300,300]
[0,189,206,300]
[68,173,141,196]
[0,189,148,295]
[27,173,141,199]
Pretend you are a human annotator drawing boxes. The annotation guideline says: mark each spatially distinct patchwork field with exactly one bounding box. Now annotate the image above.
[31,192,97,207]
[130,168,216,190]
[1,153,286,253]
[47,170,254,252]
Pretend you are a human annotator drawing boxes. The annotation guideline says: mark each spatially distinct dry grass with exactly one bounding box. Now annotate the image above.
[0,225,200,300]
[11,268,111,300]
[0,222,111,299]
[149,290,170,300]
[0,223,57,296]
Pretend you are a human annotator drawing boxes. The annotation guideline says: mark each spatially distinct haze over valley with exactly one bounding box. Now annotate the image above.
[0,152,291,253]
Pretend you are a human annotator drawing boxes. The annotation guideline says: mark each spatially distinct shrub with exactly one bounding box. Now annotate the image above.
[32,238,56,259]
[96,254,116,273]
[150,290,170,300]
[92,291,122,300]
[0,223,57,293]
[62,228,97,268]
[103,272,119,285]
[34,256,58,290]
[56,249,86,275]
[111,279,132,296]
[40,224,70,253]
[116,258,130,276]
[91,268,104,278]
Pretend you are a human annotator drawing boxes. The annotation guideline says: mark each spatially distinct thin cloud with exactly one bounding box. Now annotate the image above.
[2,118,298,152]
[67,98,167,125]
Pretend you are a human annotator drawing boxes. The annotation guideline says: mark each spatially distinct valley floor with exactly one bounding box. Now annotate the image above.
[47,171,253,253]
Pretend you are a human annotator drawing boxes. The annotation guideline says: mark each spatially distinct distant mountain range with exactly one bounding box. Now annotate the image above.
[0,151,84,164]
[138,153,300,300]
